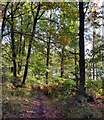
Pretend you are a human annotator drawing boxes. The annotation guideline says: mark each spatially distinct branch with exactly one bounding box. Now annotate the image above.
[13,10,30,18]
[7,2,25,18]
[1,2,10,39]
[84,1,90,15]
[39,18,59,24]
[13,2,25,15]
[2,30,31,37]
[69,50,79,55]
[14,31,32,36]
[37,10,45,20]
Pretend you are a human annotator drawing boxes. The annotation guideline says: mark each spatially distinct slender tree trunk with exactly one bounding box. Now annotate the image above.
[11,3,17,78]
[46,13,52,84]
[46,38,51,84]
[45,12,52,84]
[96,64,98,79]
[18,17,23,74]
[92,12,96,80]
[1,2,9,39]
[61,46,64,78]
[102,46,104,96]
[78,2,86,95]
[22,39,25,56]
[74,48,78,89]
[22,3,40,85]
[88,63,91,93]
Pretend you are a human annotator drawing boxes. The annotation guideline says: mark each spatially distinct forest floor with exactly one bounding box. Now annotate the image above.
[2,82,104,119]
[20,91,62,118]
[3,83,62,119]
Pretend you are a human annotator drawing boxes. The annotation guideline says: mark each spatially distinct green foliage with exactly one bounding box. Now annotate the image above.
[36,78,77,98]
[54,77,65,83]
[62,79,76,86]
[2,2,80,86]
[86,79,102,95]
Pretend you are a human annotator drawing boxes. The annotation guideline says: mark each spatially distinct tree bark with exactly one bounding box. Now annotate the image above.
[74,48,78,89]
[61,46,64,78]
[1,2,9,40]
[92,11,96,80]
[46,37,51,84]
[78,2,86,95]
[46,13,52,84]
[18,17,23,74]
[11,3,17,78]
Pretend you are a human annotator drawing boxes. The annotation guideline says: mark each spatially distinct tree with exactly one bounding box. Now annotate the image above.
[22,2,41,85]
[45,12,52,84]
[11,3,17,79]
[78,2,86,95]
[85,2,104,95]
[60,45,65,78]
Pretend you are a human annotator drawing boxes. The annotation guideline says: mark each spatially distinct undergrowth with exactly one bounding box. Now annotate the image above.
[2,82,35,118]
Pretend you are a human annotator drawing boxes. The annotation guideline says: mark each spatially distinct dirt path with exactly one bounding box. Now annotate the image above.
[20,91,61,118]
[32,92,47,118]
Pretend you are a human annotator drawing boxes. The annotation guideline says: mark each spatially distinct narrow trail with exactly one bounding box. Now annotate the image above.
[21,91,61,118]
[32,92,45,118]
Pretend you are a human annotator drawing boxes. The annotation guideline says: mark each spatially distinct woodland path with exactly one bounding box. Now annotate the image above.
[20,91,61,119]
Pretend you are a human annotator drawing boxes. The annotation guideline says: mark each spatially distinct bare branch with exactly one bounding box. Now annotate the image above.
[39,18,59,24]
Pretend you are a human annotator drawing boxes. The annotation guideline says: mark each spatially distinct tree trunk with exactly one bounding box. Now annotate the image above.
[18,17,23,75]
[74,48,78,89]
[46,13,52,84]
[1,2,9,39]
[46,38,51,84]
[22,38,25,56]
[88,63,92,93]
[92,11,96,80]
[78,2,86,95]
[102,47,104,96]
[22,3,40,85]
[46,10,52,84]
[11,3,17,78]
[61,46,64,78]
